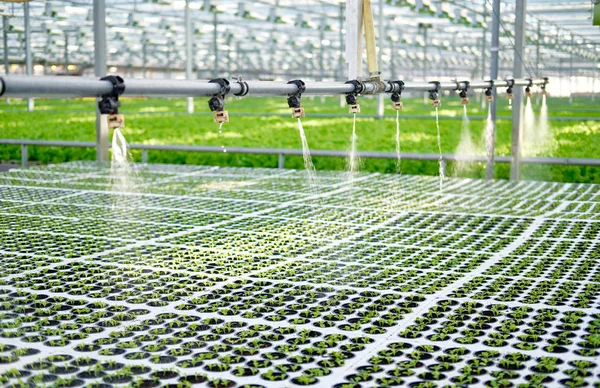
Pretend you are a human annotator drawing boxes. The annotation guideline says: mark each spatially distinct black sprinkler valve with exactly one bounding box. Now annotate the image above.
[428,81,441,107]
[485,87,493,102]
[458,81,469,105]
[286,80,306,118]
[98,75,125,128]
[506,79,515,100]
[389,80,404,110]
[208,78,231,123]
[344,80,364,114]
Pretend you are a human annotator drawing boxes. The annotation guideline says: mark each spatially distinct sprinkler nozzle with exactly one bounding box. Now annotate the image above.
[506,88,514,100]
[459,90,469,105]
[286,80,306,118]
[390,93,403,110]
[291,107,305,118]
[428,90,441,107]
[541,85,548,96]
[485,88,494,102]
[107,114,125,129]
[345,93,360,113]
[525,86,532,98]
[213,111,229,123]
[208,96,226,111]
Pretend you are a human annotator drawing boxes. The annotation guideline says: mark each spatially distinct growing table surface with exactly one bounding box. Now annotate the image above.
[0,162,599,388]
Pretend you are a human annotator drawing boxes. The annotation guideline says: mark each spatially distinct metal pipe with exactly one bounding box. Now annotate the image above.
[2,139,599,167]
[185,0,194,114]
[510,0,527,181]
[24,2,33,112]
[487,0,500,181]
[93,0,108,163]
[0,76,547,98]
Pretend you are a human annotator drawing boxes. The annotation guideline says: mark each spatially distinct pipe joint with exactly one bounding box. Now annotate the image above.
[98,75,125,115]
[485,81,494,102]
[506,79,515,100]
[345,79,365,95]
[286,80,306,118]
[208,78,230,123]
[458,81,469,105]
[428,81,441,107]
[389,81,404,110]
[234,78,249,97]
[344,80,363,114]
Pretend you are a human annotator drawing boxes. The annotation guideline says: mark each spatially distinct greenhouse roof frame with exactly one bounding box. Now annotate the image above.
[1,0,598,81]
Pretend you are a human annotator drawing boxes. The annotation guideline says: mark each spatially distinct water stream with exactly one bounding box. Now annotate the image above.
[297,118,318,193]
[110,128,140,210]
[218,122,227,153]
[435,107,445,190]
[395,110,401,174]
[453,105,477,176]
[347,113,360,187]
[538,94,550,151]
[523,96,536,155]
[484,104,494,174]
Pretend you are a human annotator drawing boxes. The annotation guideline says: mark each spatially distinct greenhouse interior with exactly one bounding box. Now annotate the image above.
[1,0,600,387]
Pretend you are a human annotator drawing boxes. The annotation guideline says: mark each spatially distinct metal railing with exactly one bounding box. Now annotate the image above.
[2,139,599,172]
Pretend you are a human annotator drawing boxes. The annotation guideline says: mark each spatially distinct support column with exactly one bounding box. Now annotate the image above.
[319,18,325,81]
[3,15,9,104]
[486,0,500,180]
[593,73,596,102]
[64,32,69,74]
[376,0,385,118]
[338,3,344,80]
[142,33,147,78]
[569,35,574,105]
[212,13,218,78]
[345,0,363,79]
[535,22,541,77]
[94,0,109,162]
[24,2,34,112]
[185,0,194,113]
[2,16,8,76]
[510,0,527,181]
[421,24,429,103]
[480,10,487,109]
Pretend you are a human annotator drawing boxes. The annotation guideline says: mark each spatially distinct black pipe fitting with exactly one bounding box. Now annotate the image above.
[388,80,405,96]
[0,77,6,97]
[234,80,249,97]
[485,88,493,97]
[457,81,469,92]
[345,79,365,95]
[286,80,305,109]
[428,81,441,100]
[98,75,125,115]
[506,79,515,95]
[346,94,358,105]
[208,78,230,112]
